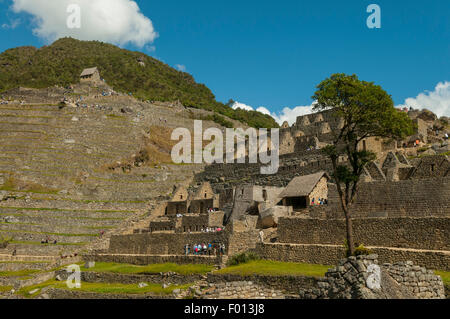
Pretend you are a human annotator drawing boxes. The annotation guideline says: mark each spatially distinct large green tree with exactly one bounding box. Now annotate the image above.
[312,74,414,256]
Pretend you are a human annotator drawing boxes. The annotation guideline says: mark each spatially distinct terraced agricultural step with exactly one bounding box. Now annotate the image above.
[0,223,102,236]
[0,207,134,219]
[6,242,84,256]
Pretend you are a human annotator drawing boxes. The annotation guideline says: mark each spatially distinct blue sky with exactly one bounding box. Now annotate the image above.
[0,0,449,122]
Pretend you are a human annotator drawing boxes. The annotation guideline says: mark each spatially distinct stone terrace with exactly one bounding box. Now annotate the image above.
[0,100,208,264]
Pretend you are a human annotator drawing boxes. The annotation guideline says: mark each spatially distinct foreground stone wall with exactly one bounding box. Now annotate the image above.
[206,273,318,295]
[299,255,445,299]
[277,217,450,251]
[227,230,260,256]
[254,243,450,271]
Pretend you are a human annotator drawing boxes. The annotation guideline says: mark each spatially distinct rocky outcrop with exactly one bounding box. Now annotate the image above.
[299,255,445,299]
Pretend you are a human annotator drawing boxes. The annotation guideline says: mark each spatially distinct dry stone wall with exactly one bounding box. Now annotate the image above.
[108,232,229,255]
[277,217,450,251]
[326,177,450,218]
[83,253,222,265]
[299,255,445,299]
[199,281,285,299]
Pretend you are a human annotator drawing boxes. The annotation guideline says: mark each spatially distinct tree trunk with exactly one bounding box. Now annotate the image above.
[343,207,355,256]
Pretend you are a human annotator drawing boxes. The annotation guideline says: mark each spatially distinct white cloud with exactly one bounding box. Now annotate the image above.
[11,0,157,47]
[1,18,21,29]
[271,105,317,125]
[232,101,316,126]
[175,64,186,72]
[232,101,254,112]
[397,81,450,117]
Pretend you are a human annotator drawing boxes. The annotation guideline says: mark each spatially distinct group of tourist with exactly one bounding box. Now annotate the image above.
[311,198,327,205]
[201,227,223,233]
[184,243,226,256]
[60,253,78,259]
[306,146,320,151]
[40,236,58,245]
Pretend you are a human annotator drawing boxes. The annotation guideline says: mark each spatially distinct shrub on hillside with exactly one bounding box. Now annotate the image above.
[0,235,13,249]
[0,38,279,129]
[344,240,372,257]
[226,252,261,267]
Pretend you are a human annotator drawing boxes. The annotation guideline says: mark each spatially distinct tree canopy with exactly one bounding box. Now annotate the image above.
[312,73,414,255]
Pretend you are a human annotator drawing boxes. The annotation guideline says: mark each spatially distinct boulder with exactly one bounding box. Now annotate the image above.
[299,255,445,299]
[84,261,95,269]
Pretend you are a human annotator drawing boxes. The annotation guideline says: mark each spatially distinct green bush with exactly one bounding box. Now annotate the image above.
[343,240,372,257]
[0,235,13,249]
[226,252,261,267]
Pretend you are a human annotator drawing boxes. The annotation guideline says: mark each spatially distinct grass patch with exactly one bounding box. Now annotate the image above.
[83,226,115,230]
[0,285,13,293]
[18,279,191,297]
[0,114,52,119]
[216,260,330,277]
[435,270,450,286]
[80,262,214,275]
[0,175,59,194]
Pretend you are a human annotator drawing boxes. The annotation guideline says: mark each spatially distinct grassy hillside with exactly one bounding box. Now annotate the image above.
[0,37,278,128]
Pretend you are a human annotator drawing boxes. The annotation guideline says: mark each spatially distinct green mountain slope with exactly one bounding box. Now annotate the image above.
[0,37,278,128]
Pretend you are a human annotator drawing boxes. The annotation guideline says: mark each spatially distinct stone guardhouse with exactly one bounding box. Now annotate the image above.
[278,171,329,211]
[166,185,189,215]
[80,67,101,85]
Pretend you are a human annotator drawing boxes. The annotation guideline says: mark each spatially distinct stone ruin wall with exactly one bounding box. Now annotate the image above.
[206,273,318,295]
[83,253,221,266]
[276,217,450,251]
[299,255,445,299]
[195,150,338,193]
[308,176,328,203]
[108,232,229,255]
[408,155,449,179]
[326,177,450,218]
[105,228,260,262]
